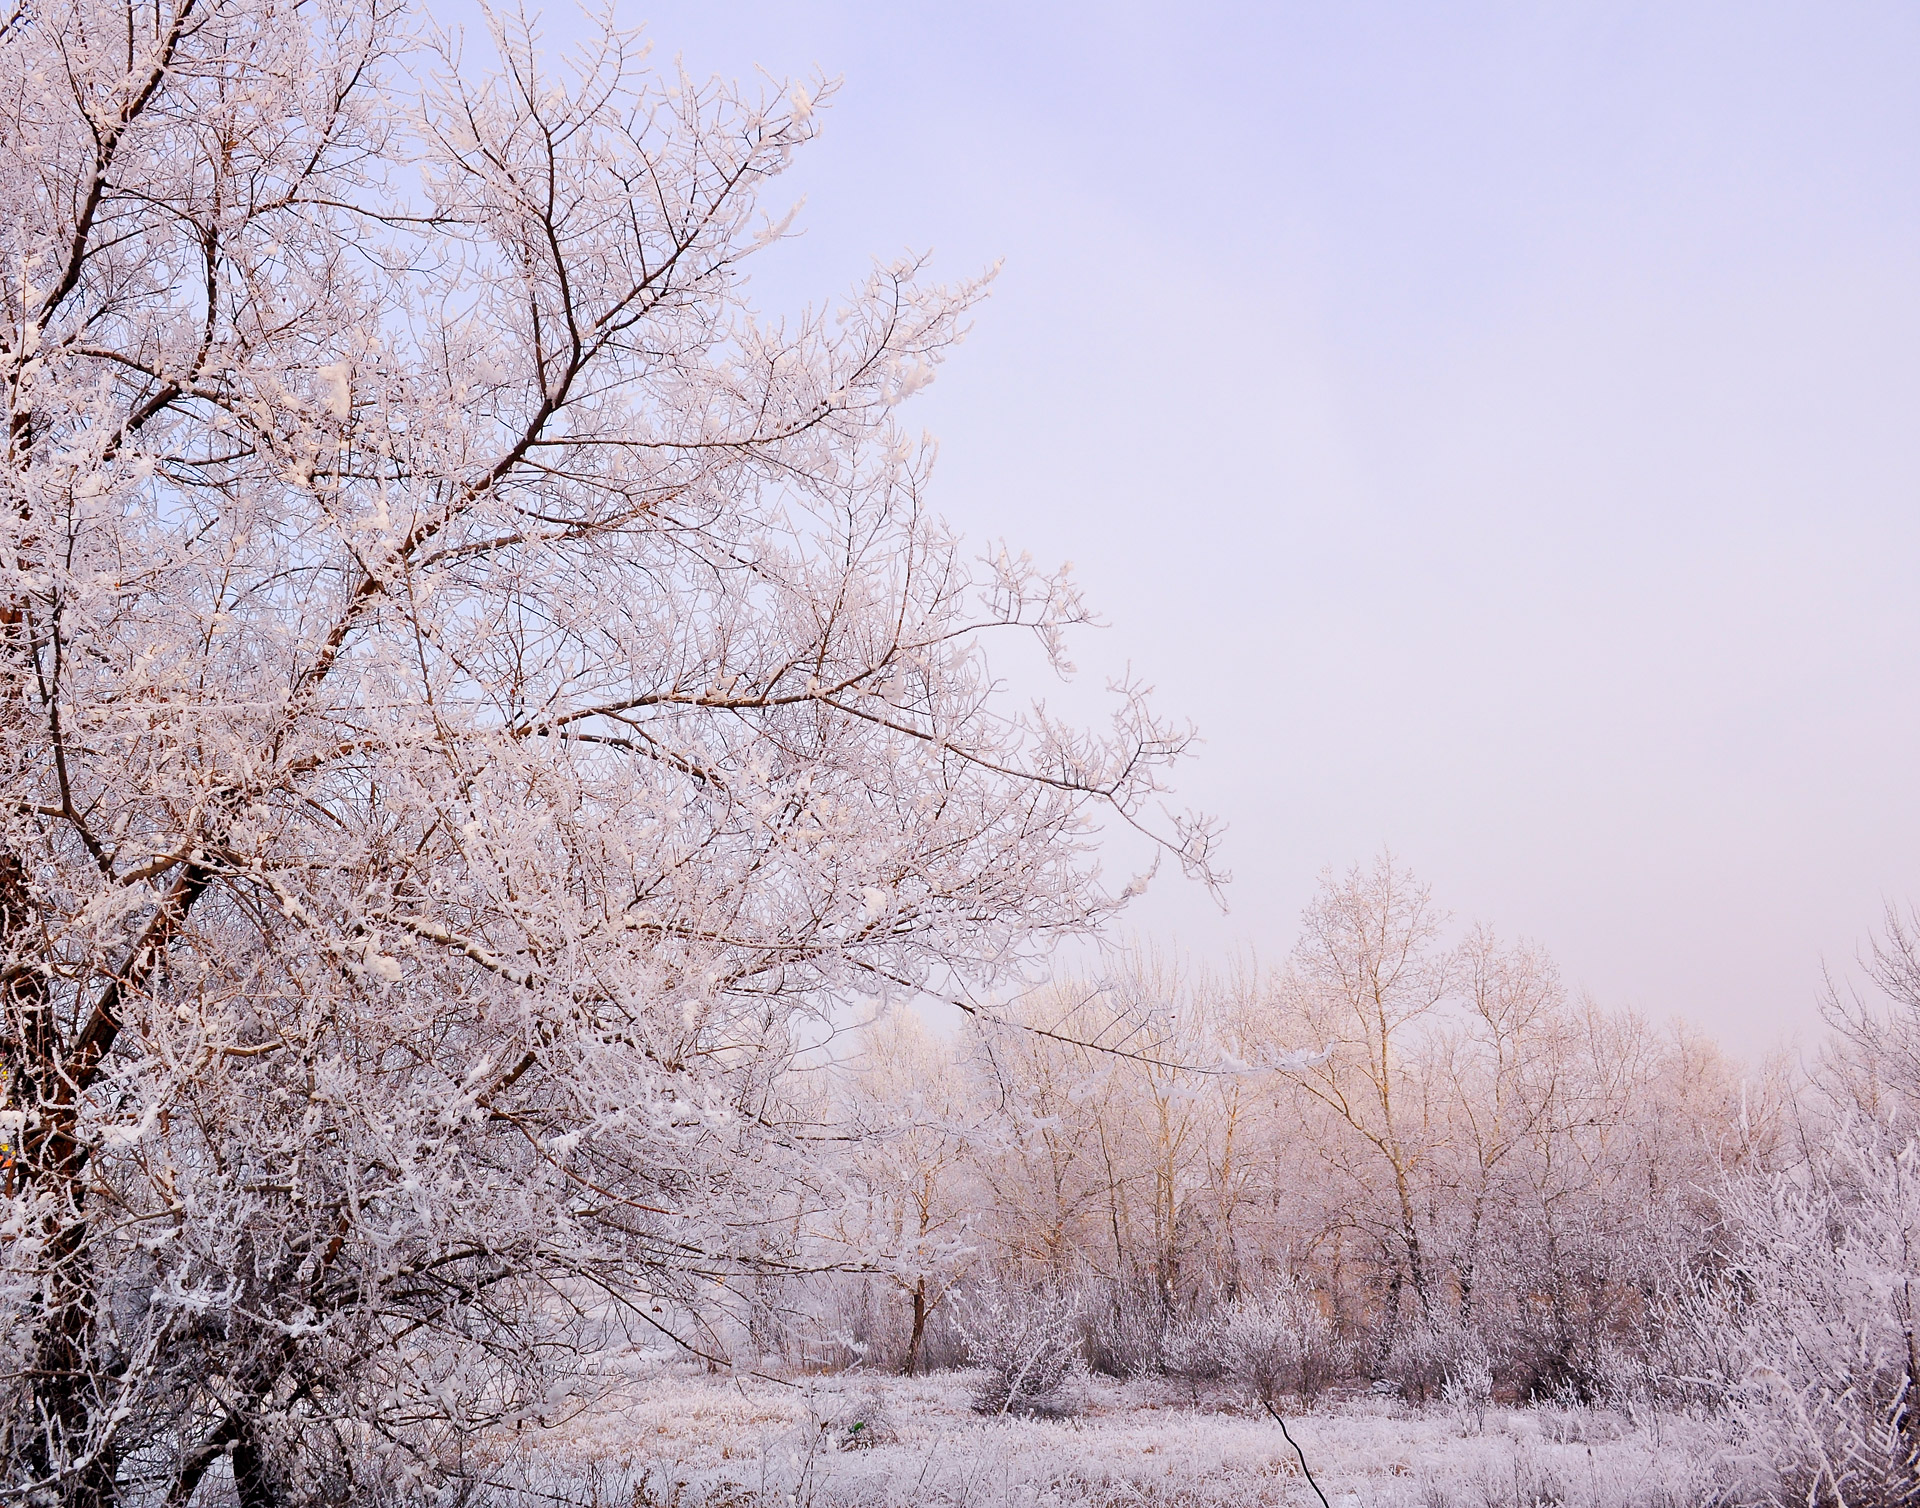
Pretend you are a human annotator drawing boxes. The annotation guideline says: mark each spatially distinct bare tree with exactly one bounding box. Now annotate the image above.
[0,0,1215,1496]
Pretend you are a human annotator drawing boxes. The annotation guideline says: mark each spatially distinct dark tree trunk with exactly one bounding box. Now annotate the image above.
[903,1279,927,1376]
[232,1419,277,1508]
[4,853,116,1504]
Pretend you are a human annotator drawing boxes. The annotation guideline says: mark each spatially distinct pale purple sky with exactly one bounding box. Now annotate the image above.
[537,3,1920,1042]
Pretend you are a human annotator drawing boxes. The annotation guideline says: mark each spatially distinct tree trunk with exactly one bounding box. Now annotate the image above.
[1376,1266,1404,1375]
[903,1279,927,1376]
[25,1200,117,1506]
[231,1419,277,1508]
[11,962,115,1500]
[1459,1194,1485,1324]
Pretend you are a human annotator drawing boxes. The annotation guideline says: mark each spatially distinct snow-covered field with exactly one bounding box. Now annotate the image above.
[479,1369,1758,1508]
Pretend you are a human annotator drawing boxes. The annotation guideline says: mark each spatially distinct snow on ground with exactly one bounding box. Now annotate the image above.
[481,1368,1758,1508]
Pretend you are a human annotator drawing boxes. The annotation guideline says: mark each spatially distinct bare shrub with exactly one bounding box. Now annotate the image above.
[955,1282,1086,1417]
[826,1275,907,1373]
[918,1300,971,1373]
[750,1273,890,1373]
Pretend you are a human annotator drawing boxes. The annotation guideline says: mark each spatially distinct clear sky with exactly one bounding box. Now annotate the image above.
[510,2,1920,1042]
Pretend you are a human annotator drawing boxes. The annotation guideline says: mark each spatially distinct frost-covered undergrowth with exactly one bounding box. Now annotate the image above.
[477,1367,1760,1508]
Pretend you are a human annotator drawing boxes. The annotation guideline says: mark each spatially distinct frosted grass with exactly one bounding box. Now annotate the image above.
[479,1369,1760,1508]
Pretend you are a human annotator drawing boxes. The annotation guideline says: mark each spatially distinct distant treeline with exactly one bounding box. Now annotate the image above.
[721,858,1920,1508]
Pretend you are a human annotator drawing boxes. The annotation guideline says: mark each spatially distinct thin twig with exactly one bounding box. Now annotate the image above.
[1262,1397,1333,1508]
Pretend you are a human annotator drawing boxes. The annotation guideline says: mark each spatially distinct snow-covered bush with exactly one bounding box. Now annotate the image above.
[1681,1122,1920,1508]
[810,1389,900,1451]
[1534,1399,1628,1445]
[955,1282,1086,1417]
[1441,1334,1495,1434]
[1381,1318,1466,1405]
[1084,1275,1171,1378]
[1161,1310,1232,1401]
[1225,1278,1346,1405]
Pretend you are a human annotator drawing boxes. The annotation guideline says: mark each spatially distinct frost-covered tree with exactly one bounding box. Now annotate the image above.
[1270,856,1452,1331]
[1819,903,1920,1123]
[0,0,1214,1496]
